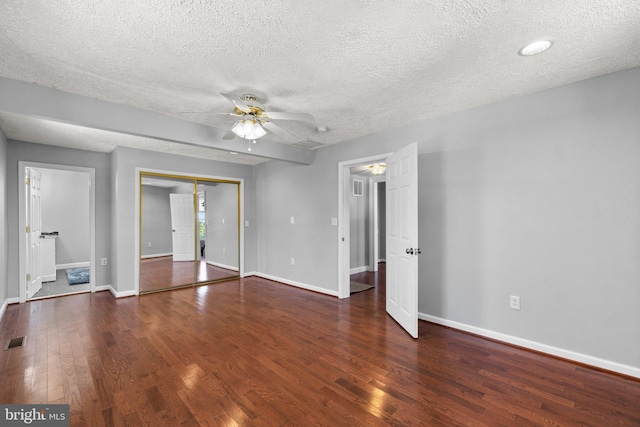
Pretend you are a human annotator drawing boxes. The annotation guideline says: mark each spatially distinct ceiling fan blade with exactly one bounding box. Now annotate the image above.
[214,112,246,118]
[222,129,237,140]
[261,121,298,142]
[263,111,314,122]
[221,93,250,112]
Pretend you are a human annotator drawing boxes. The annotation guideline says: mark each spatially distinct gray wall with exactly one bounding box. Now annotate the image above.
[39,168,90,265]
[416,69,640,368]
[6,140,112,297]
[141,185,173,257]
[111,146,255,293]
[0,129,7,308]
[204,182,239,269]
[349,175,369,270]
[254,67,640,370]
[255,157,342,287]
[1,67,638,372]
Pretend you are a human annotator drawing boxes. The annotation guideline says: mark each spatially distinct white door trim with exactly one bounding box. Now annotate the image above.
[18,161,96,303]
[337,153,393,299]
[134,167,245,295]
[369,175,386,272]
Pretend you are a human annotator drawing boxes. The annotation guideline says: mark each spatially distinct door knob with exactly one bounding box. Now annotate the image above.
[406,248,414,255]
[416,248,422,254]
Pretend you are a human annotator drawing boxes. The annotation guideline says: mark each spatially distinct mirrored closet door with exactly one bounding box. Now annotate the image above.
[140,173,240,293]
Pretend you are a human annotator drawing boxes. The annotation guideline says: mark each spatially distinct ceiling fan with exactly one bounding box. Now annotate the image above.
[216,93,315,147]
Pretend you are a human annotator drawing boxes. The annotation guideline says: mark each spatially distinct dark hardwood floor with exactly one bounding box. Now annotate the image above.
[1,268,639,426]
[140,256,238,293]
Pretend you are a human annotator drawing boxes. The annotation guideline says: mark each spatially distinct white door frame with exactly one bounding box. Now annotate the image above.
[369,176,386,272]
[134,167,245,295]
[337,152,392,299]
[18,161,96,303]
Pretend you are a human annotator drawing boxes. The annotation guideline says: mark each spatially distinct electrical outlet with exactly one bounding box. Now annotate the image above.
[223,247,226,254]
[290,216,295,224]
[148,242,151,248]
[101,258,108,266]
[510,295,521,310]
[291,257,295,266]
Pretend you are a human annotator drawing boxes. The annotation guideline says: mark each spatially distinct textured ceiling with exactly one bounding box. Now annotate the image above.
[1,0,639,163]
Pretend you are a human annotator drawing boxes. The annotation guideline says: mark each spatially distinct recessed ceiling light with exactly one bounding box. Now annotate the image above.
[316,126,328,133]
[518,40,552,56]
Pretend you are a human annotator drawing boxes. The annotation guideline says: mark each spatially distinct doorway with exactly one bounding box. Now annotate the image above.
[338,143,419,338]
[338,153,392,300]
[18,162,96,302]
[348,167,387,295]
[137,171,242,294]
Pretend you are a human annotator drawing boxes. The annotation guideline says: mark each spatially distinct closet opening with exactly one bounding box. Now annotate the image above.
[138,171,241,294]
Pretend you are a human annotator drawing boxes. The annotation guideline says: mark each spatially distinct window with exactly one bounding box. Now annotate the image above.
[353,179,364,197]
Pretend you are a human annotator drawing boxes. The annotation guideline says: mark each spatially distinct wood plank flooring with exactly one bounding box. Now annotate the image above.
[1,270,639,426]
[140,256,238,293]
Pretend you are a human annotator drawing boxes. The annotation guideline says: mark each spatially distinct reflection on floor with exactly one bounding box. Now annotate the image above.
[140,256,239,293]
[32,269,90,299]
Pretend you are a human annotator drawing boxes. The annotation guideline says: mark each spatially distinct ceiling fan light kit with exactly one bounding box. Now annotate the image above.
[219,93,315,145]
[231,119,266,140]
[369,163,386,175]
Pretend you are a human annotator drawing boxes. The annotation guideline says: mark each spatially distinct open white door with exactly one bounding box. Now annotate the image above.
[386,142,419,338]
[170,193,195,262]
[26,168,43,299]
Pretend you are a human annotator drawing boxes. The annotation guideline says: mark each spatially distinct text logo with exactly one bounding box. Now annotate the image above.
[1,405,69,426]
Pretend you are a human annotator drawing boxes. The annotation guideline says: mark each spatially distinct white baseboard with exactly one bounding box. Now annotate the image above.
[205,260,239,272]
[57,262,90,270]
[107,286,136,298]
[94,285,111,292]
[0,299,8,322]
[251,272,338,297]
[0,297,20,322]
[350,266,369,274]
[141,253,172,259]
[419,313,640,379]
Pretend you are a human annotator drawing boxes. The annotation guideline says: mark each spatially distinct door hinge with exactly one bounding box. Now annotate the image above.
[26,274,31,281]
[25,178,30,185]
[26,226,30,233]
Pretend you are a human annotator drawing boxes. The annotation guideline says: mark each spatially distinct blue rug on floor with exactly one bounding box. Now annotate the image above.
[66,268,90,285]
